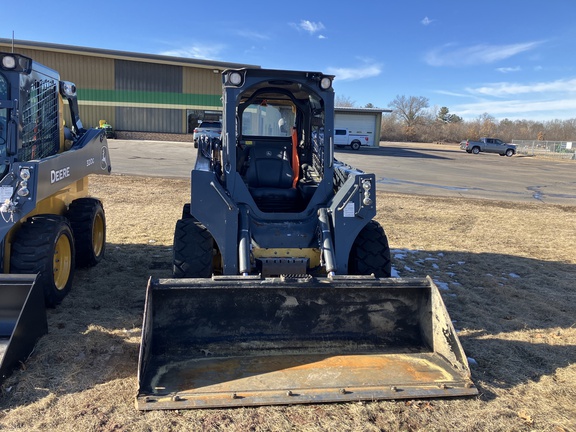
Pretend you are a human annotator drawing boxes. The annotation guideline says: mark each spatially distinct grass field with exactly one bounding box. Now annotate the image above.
[1,174,575,431]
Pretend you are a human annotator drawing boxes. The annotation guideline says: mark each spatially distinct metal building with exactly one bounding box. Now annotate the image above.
[0,39,388,144]
[0,38,255,138]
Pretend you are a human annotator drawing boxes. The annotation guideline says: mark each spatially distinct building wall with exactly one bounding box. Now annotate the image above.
[0,42,223,134]
[0,47,116,90]
[183,67,223,102]
[1,41,386,141]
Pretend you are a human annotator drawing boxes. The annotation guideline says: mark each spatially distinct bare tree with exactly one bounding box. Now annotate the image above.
[478,113,497,138]
[388,95,430,128]
[387,95,430,141]
[335,95,356,107]
[380,99,576,143]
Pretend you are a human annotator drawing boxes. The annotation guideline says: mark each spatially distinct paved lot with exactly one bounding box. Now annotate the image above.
[107,140,576,205]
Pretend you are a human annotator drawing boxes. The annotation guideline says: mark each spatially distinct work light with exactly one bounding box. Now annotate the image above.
[320,76,332,90]
[227,71,243,86]
[1,56,16,69]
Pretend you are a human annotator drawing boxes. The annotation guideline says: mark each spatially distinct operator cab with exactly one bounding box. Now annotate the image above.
[0,53,63,176]
[235,80,327,213]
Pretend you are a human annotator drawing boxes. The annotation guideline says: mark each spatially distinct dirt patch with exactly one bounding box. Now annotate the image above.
[1,174,575,431]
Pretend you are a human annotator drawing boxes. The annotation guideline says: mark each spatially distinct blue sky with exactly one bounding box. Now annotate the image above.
[6,0,576,121]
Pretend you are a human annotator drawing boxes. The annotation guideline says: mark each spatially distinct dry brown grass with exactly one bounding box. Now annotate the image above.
[1,174,575,432]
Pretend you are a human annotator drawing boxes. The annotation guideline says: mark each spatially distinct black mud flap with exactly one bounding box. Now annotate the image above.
[136,275,477,410]
[0,274,46,383]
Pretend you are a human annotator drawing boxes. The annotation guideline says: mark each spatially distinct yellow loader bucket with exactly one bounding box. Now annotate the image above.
[0,274,46,383]
[136,275,477,410]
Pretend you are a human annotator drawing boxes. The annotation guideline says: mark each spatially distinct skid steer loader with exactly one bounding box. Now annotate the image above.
[0,52,111,383]
[137,68,477,409]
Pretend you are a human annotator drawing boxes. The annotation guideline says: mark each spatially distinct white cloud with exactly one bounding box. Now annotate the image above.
[435,90,471,98]
[421,16,433,26]
[160,43,224,60]
[425,41,544,67]
[466,78,576,97]
[298,20,325,35]
[438,76,576,120]
[326,64,382,81]
[235,30,270,41]
[496,66,521,73]
[454,98,576,118]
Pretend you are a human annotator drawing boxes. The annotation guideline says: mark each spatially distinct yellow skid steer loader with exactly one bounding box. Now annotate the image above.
[0,52,111,383]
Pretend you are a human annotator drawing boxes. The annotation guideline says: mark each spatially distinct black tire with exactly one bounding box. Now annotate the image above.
[350,141,361,151]
[173,218,213,278]
[11,215,76,307]
[505,149,514,157]
[472,147,480,154]
[67,198,106,267]
[181,203,193,219]
[348,220,392,277]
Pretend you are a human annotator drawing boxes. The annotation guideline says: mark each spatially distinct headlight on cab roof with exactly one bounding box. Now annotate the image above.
[0,53,32,73]
[1,55,16,69]
[225,71,243,86]
[320,76,332,90]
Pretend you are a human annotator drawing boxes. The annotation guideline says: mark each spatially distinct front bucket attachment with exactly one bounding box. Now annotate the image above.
[136,275,477,410]
[0,274,46,383]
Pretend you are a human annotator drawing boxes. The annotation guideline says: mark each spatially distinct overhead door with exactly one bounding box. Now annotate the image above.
[335,113,377,146]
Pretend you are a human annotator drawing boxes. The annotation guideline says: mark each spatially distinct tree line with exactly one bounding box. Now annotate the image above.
[336,94,576,143]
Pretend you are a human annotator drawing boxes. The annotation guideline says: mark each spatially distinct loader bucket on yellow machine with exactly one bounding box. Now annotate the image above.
[0,274,46,383]
[136,275,477,410]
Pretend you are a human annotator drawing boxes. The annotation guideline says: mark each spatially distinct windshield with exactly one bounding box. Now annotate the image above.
[242,99,295,137]
[0,74,7,152]
[200,121,221,128]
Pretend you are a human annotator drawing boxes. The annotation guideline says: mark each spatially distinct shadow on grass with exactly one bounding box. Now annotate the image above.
[0,242,172,408]
[1,244,574,409]
[392,248,576,401]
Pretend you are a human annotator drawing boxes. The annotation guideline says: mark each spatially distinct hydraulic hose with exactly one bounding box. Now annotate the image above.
[318,208,336,276]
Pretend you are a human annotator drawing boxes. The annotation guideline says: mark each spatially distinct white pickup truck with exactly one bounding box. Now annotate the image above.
[334,128,371,150]
[193,121,222,148]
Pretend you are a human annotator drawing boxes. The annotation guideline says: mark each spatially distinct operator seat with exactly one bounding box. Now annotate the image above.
[244,144,300,212]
